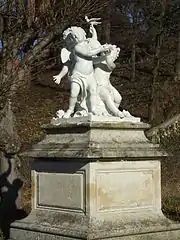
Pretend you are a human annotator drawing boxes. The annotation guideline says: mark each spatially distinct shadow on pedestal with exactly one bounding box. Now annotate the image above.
[0,158,27,239]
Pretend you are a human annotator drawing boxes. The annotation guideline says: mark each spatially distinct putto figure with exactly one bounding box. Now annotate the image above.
[53,25,110,118]
[53,16,140,122]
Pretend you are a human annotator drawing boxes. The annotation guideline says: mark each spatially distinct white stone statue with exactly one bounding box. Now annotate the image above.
[53,25,110,118]
[94,44,123,117]
[52,16,140,123]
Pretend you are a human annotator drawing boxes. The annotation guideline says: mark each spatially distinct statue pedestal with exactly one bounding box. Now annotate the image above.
[10,117,180,239]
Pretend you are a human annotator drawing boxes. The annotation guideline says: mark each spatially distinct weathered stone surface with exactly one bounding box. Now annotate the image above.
[30,160,161,221]
[9,117,180,239]
[94,162,159,213]
[0,100,21,154]
[10,211,180,239]
[146,113,180,144]
[21,116,167,159]
[36,171,85,212]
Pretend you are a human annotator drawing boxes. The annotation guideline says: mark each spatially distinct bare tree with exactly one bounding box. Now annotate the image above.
[174,23,180,81]
[0,0,109,210]
[149,0,167,125]
[102,0,116,43]
[0,0,109,107]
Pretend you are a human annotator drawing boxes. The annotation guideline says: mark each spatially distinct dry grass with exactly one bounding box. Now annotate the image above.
[162,198,180,221]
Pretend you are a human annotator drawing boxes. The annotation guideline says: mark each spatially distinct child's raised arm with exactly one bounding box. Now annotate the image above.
[53,64,68,85]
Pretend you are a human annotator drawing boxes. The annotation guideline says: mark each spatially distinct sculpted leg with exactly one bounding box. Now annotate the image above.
[110,86,122,108]
[63,82,80,118]
[100,88,124,118]
[88,80,97,114]
[106,96,124,118]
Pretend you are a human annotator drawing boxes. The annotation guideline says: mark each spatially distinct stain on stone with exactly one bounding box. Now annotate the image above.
[87,183,96,201]
[97,187,114,211]
[62,138,75,150]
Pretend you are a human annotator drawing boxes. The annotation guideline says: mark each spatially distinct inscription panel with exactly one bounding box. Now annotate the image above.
[36,171,85,213]
[96,169,155,212]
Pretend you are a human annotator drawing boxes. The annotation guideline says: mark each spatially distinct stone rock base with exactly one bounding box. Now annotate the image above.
[9,215,180,240]
[9,119,180,239]
[9,159,180,240]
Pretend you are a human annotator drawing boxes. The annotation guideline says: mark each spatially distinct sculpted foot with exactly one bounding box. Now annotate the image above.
[88,107,96,116]
[117,111,125,118]
[123,110,132,118]
[63,110,73,118]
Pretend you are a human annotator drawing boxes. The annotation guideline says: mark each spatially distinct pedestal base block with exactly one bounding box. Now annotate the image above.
[10,213,180,240]
[9,119,180,239]
[10,160,180,240]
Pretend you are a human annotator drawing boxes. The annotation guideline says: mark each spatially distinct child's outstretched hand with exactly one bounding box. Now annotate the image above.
[53,75,62,84]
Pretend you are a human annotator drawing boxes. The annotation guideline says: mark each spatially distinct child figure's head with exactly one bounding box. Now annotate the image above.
[63,27,86,46]
[109,45,120,62]
[102,44,120,62]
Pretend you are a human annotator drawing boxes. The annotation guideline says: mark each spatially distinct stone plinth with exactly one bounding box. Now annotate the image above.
[9,116,180,239]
